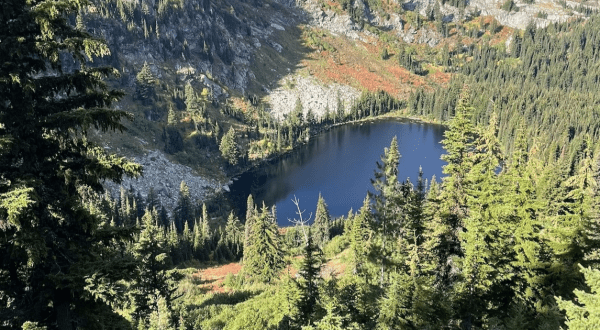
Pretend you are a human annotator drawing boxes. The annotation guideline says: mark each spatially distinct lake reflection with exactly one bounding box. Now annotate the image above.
[227,119,446,226]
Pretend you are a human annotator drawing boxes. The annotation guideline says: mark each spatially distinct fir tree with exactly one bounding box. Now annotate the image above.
[0,0,141,327]
[167,104,177,125]
[350,197,373,281]
[435,88,477,285]
[174,181,193,231]
[225,212,244,258]
[244,194,256,259]
[457,111,510,326]
[297,228,323,325]
[313,193,331,248]
[370,136,401,284]
[220,127,240,166]
[136,61,155,105]
[243,204,284,282]
[130,209,179,322]
[556,265,600,329]
[146,295,176,330]
[503,129,547,321]
[193,218,204,260]
[201,203,210,238]
[536,136,600,313]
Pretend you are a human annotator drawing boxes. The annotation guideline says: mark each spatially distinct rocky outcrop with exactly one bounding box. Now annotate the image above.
[304,1,363,39]
[267,75,360,120]
[106,150,222,211]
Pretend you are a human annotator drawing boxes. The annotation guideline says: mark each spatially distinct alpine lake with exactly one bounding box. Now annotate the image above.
[227,119,447,226]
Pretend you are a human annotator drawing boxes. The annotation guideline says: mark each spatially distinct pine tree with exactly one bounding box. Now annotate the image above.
[502,129,547,321]
[336,92,345,123]
[0,0,141,327]
[297,228,323,325]
[225,212,244,258]
[201,203,210,238]
[130,209,179,321]
[146,295,176,330]
[167,104,177,125]
[556,265,600,329]
[370,136,401,284]
[456,111,510,326]
[242,204,284,283]
[174,181,192,231]
[313,193,331,248]
[435,88,477,285]
[220,127,240,166]
[350,196,373,281]
[136,61,155,105]
[548,136,600,299]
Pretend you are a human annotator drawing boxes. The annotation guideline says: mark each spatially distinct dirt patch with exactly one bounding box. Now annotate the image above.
[490,25,514,47]
[194,262,243,293]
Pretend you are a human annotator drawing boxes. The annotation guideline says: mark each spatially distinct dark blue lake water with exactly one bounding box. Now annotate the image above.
[227,119,446,226]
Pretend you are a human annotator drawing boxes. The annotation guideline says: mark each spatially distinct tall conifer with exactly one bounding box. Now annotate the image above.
[313,193,331,248]
[0,0,141,327]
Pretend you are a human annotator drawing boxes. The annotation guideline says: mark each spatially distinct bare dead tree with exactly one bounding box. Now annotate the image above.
[287,195,312,245]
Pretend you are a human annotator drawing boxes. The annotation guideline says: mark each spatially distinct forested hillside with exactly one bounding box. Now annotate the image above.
[4,0,600,329]
[410,16,600,166]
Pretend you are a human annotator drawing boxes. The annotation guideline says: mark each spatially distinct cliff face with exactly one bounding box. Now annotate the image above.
[86,0,303,97]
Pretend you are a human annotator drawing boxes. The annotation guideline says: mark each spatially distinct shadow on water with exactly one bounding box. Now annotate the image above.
[227,119,446,226]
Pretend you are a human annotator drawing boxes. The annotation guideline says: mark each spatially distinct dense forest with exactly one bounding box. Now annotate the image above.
[409,16,600,166]
[3,0,600,329]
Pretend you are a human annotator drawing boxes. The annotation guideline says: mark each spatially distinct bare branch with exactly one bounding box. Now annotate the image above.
[287,195,312,245]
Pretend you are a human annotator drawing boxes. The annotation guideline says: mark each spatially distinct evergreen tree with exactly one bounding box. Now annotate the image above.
[167,104,177,125]
[225,212,244,258]
[350,197,373,281]
[220,127,240,166]
[313,193,331,248]
[181,220,192,261]
[136,61,155,105]
[201,203,210,238]
[377,254,439,329]
[502,130,547,323]
[336,93,345,123]
[297,228,323,325]
[174,181,192,231]
[147,187,160,214]
[146,295,176,330]
[0,0,141,327]
[556,265,600,329]
[370,136,401,284]
[130,208,179,322]
[243,194,257,263]
[549,136,599,297]
[407,167,427,244]
[243,204,284,282]
[456,111,510,327]
[435,89,477,285]
[292,97,304,128]
[193,218,204,260]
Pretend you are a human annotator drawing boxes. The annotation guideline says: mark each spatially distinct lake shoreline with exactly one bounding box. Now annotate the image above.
[225,114,447,226]
[229,110,445,182]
